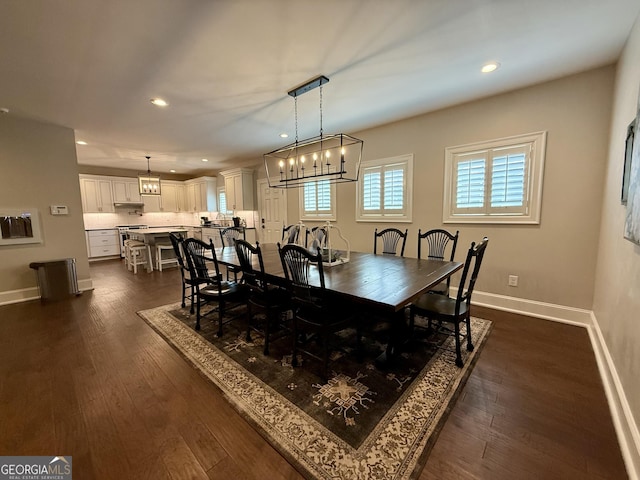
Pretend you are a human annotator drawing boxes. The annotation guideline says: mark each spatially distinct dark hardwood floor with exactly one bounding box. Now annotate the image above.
[0,260,627,479]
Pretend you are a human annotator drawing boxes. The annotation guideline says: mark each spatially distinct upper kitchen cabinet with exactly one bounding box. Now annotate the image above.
[79,175,115,213]
[220,168,254,211]
[159,181,185,212]
[184,177,217,213]
[112,178,142,203]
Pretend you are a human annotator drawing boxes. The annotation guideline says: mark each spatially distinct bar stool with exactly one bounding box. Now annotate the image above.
[126,240,152,274]
[156,243,178,271]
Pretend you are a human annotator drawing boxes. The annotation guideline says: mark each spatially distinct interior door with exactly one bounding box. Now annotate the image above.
[257,179,286,244]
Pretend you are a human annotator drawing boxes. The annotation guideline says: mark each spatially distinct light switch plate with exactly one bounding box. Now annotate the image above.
[50,205,69,215]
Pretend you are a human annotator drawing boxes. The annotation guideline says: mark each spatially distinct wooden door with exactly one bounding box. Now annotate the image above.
[257,179,286,244]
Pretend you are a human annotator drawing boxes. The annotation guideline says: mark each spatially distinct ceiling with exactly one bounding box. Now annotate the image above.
[1,0,639,177]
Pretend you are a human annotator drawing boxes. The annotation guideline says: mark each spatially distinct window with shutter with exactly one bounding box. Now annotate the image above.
[357,154,413,222]
[218,188,229,214]
[300,178,336,220]
[444,132,546,224]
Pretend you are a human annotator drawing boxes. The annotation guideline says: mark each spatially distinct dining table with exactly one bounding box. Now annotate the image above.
[214,243,463,364]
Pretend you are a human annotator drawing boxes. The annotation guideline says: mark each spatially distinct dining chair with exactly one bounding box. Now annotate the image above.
[417,229,459,295]
[182,237,244,334]
[219,227,245,281]
[373,228,408,256]
[409,237,489,367]
[278,243,360,382]
[305,226,327,250]
[282,224,300,244]
[235,239,291,355]
[169,232,197,313]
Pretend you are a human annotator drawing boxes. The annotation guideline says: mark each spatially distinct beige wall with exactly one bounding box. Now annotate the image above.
[285,66,614,309]
[0,115,90,294]
[594,12,640,466]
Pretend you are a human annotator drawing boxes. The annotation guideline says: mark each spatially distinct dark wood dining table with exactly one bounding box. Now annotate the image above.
[214,243,463,363]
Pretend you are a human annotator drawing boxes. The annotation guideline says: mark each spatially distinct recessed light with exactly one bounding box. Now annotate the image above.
[170,169,176,173]
[481,62,500,73]
[76,140,87,145]
[201,158,208,162]
[280,133,289,138]
[150,98,169,107]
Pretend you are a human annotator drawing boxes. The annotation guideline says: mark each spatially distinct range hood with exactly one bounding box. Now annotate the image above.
[114,202,144,208]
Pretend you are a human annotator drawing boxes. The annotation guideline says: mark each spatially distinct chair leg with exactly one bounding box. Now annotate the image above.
[217,300,225,337]
[454,321,463,367]
[465,313,474,352]
[195,296,202,331]
[263,311,272,356]
[189,285,195,314]
[181,281,186,309]
[246,303,253,343]
[321,333,329,383]
[292,320,299,367]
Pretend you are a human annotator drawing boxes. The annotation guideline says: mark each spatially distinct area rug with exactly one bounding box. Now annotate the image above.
[138,303,491,480]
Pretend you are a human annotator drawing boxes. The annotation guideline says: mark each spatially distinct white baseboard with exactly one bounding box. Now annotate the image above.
[588,313,640,480]
[0,278,94,306]
[468,288,639,480]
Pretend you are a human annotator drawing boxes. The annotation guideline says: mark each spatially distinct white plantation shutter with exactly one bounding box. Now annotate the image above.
[490,146,528,213]
[218,191,228,214]
[357,154,413,222]
[384,168,404,210]
[301,178,336,220]
[363,168,381,211]
[455,154,486,212]
[444,132,545,224]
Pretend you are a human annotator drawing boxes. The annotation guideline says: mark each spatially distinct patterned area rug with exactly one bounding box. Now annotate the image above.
[138,303,491,480]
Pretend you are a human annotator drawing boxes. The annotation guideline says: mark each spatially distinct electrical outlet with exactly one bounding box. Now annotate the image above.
[508,275,518,287]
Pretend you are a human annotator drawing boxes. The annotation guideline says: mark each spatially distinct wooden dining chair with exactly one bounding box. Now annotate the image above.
[282,224,300,244]
[409,237,489,367]
[373,228,408,256]
[278,243,360,382]
[169,232,197,313]
[305,226,327,250]
[235,239,291,355]
[182,237,244,334]
[219,227,245,281]
[417,229,459,295]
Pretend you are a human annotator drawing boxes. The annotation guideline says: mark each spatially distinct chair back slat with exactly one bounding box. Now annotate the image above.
[183,238,223,288]
[220,227,245,247]
[235,239,267,291]
[279,243,325,303]
[282,224,300,244]
[373,228,408,256]
[417,229,459,261]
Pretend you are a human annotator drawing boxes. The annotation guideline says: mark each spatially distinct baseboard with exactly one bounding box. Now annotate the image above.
[466,288,638,480]
[588,313,640,480]
[0,278,94,306]
[456,288,593,326]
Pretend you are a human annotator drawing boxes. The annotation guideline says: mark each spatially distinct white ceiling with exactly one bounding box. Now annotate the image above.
[1,0,638,176]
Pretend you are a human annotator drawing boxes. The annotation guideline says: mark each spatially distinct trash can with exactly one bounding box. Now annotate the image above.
[29,258,81,301]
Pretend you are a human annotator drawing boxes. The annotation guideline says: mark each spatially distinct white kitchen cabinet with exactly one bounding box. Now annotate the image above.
[79,176,115,213]
[142,194,162,212]
[184,177,217,212]
[160,182,185,212]
[87,229,120,258]
[201,227,223,248]
[112,179,142,203]
[220,168,254,211]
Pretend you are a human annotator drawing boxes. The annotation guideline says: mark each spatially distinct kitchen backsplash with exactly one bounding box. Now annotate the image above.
[83,210,258,229]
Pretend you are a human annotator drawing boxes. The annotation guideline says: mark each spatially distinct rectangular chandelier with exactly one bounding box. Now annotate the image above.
[264,75,364,189]
[138,155,161,196]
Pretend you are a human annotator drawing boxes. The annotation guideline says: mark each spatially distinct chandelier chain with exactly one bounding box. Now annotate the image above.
[319,85,323,139]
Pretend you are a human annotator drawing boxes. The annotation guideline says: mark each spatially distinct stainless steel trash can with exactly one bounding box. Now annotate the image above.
[29,258,81,301]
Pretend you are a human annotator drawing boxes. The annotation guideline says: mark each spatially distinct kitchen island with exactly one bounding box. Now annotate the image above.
[127,227,187,270]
